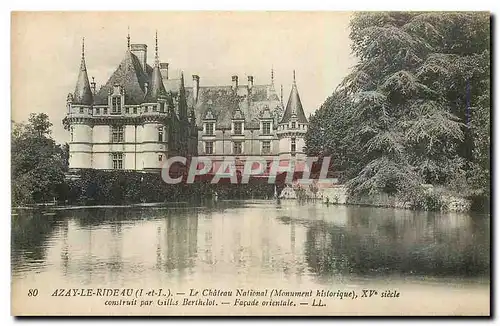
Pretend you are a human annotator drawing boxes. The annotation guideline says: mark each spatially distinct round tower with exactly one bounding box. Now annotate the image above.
[67,38,94,170]
[140,31,169,170]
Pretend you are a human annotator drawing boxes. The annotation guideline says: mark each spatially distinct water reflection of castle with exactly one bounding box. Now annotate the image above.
[49,210,199,282]
[49,206,310,282]
[12,205,489,283]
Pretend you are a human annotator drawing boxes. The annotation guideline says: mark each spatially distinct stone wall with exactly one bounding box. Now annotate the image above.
[318,185,471,213]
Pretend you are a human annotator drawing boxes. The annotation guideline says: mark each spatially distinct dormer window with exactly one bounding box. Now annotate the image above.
[262,121,271,135]
[291,121,296,129]
[234,122,243,135]
[112,96,122,114]
[205,122,214,135]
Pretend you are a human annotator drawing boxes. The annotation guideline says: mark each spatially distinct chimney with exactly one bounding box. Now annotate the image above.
[232,75,238,90]
[192,75,200,103]
[160,62,169,80]
[130,44,147,72]
[247,76,254,90]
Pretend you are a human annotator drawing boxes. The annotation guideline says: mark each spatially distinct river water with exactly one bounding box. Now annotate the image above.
[11,201,490,316]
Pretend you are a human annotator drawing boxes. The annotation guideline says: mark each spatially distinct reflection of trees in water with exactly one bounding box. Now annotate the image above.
[304,208,490,278]
[11,210,59,271]
[71,207,150,227]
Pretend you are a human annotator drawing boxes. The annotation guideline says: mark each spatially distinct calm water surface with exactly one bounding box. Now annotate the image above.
[11,201,490,315]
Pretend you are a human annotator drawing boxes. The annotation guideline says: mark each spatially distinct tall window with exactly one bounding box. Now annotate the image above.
[79,107,84,114]
[234,122,243,135]
[233,141,242,154]
[158,126,164,142]
[205,122,214,135]
[160,103,164,113]
[291,138,296,153]
[262,141,271,154]
[112,96,122,114]
[111,126,124,143]
[112,152,123,170]
[70,126,74,142]
[205,141,214,154]
[262,122,271,135]
[104,107,108,115]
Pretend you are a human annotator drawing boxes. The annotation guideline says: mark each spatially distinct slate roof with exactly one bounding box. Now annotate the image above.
[280,81,308,124]
[73,52,93,105]
[143,63,166,103]
[89,45,286,127]
[94,50,151,105]
[163,80,284,128]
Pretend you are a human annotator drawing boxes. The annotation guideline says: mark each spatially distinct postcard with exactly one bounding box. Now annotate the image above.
[11,11,491,316]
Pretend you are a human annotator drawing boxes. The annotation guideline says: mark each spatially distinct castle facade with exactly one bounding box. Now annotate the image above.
[65,34,308,171]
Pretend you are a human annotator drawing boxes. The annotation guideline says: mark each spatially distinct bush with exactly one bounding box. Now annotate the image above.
[61,169,277,205]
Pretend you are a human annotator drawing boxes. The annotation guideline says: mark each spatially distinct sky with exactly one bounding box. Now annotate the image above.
[11,11,357,143]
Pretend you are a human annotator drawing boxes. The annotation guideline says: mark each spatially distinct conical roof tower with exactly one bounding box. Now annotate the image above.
[280,70,308,124]
[73,38,93,105]
[144,31,167,103]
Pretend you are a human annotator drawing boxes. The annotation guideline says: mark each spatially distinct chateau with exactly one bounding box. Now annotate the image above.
[65,34,308,171]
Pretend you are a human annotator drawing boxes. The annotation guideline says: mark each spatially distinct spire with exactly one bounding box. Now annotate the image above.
[143,31,166,103]
[271,66,274,84]
[279,71,308,124]
[127,26,131,50]
[280,84,284,105]
[177,71,188,121]
[81,37,85,59]
[154,30,159,65]
[73,37,93,105]
[179,71,186,97]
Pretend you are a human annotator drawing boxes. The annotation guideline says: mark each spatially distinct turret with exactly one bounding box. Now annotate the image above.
[178,72,188,121]
[141,31,168,170]
[279,70,308,125]
[67,38,93,170]
[143,30,166,103]
[277,70,309,158]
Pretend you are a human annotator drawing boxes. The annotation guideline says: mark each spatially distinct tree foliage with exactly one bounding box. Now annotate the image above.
[305,12,490,204]
[11,113,67,205]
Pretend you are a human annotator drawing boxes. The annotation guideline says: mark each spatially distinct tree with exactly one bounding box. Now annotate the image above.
[305,12,490,202]
[11,113,66,205]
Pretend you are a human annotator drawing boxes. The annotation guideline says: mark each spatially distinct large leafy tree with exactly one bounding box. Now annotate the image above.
[11,113,67,205]
[305,12,490,200]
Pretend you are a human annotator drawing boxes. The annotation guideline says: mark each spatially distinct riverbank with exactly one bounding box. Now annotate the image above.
[320,185,481,213]
[277,183,484,213]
